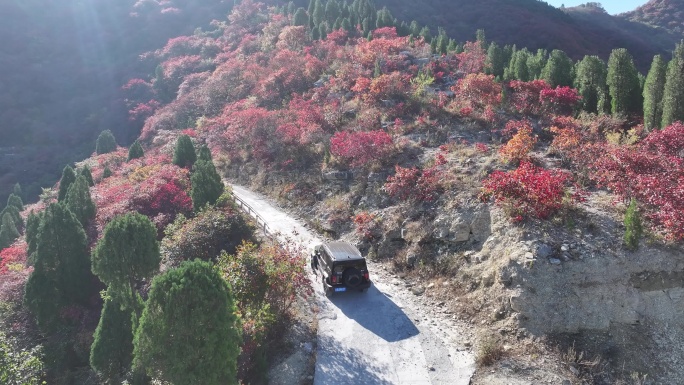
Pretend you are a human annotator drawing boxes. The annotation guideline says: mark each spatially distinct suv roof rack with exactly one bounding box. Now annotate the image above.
[323,241,363,261]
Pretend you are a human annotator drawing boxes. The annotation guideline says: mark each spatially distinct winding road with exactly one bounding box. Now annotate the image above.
[231,185,475,385]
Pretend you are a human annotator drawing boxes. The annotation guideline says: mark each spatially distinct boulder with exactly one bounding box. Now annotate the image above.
[470,207,491,242]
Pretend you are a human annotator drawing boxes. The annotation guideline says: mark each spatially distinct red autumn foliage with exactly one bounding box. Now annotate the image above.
[384,164,443,202]
[457,41,487,75]
[353,211,381,241]
[499,125,537,163]
[330,130,394,168]
[540,86,581,115]
[508,79,551,115]
[589,122,684,239]
[482,161,584,220]
[0,244,27,274]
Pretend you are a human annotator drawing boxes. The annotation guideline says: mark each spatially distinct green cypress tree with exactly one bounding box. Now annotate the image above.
[96,130,118,155]
[90,294,134,384]
[198,146,212,162]
[80,165,95,187]
[133,260,241,385]
[103,166,113,179]
[173,135,197,168]
[128,140,144,161]
[643,55,667,130]
[0,205,22,232]
[292,7,309,27]
[325,0,340,23]
[66,175,96,226]
[476,29,487,49]
[0,212,19,249]
[607,48,642,116]
[7,193,23,211]
[91,212,160,319]
[312,0,324,27]
[191,159,225,212]
[318,22,328,40]
[307,0,316,28]
[485,42,504,79]
[509,49,531,81]
[526,49,548,80]
[541,49,574,87]
[575,55,608,114]
[409,20,420,37]
[623,198,642,251]
[661,41,684,127]
[24,203,93,332]
[419,26,431,42]
[58,165,77,202]
[25,211,42,261]
[12,183,21,197]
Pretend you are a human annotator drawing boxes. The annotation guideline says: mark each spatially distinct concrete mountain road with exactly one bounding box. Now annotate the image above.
[230,184,475,384]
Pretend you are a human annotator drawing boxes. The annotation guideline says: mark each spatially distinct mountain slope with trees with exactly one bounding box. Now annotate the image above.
[1,1,684,383]
[620,0,684,36]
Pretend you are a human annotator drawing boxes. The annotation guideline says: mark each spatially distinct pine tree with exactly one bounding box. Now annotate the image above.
[96,130,117,155]
[307,0,316,28]
[623,198,642,251]
[325,0,340,24]
[91,212,160,319]
[172,134,197,168]
[80,165,95,186]
[128,139,144,161]
[58,165,77,202]
[292,7,309,27]
[24,203,93,332]
[541,49,574,87]
[197,146,213,163]
[607,48,642,116]
[476,29,487,49]
[25,211,42,260]
[0,205,22,232]
[90,294,134,384]
[508,49,530,81]
[409,20,420,37]
[312,0,324,27]
[12,183,21,198]
[661,41,684,127]
[527,49,548,80]
[103,166,113,179]
[485,42,505,79]
[419,26,431,42]
[7,193,23,211]
[642,55,667,130]
[133,260,241,385]
[575,55,608,114]
[66,175,96,226]
[191,159,225,212]
[0,212,19,249]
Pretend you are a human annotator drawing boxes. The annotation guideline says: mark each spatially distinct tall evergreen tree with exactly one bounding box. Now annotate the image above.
[173,134,197,168]
[485,42,504,79]
[661,41,684,127]
[292,7,309,27]
[419,26,431,42]
[91,212,160,320]
[526,49,548,80]
[90,294,134,384]
[128,139,144,161]
[541,49,574,87]
[312,0,324,27]
[80,165,95,187]
[58,165,77,202]
[307,0,316,28]
[575,55,608,114]
[65,175,96,227]
[507,49,531,81]
[25,211,42,260]
[96,130,117,155]
[7,193,23,211]
[191,159,225,212]
[198,145,213,162]
[24,203,93,332]
[133,260,241,385]
[12,183,21,198]
[643,55,667,130]
[0,212,19,249]
[607,48,642,116]
[409,20,420,37]
[0,205,23,232]
[325,0,340,24]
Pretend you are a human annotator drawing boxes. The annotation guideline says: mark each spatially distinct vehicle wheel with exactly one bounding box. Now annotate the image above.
[343,267,362,288]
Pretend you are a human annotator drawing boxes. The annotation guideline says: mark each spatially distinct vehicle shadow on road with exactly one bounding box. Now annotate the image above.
[328,285,419,342]
[315,334,394,385]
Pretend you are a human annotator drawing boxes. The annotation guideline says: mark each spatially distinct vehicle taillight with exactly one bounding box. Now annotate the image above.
[331,275,337,283]
[363,272,369,280]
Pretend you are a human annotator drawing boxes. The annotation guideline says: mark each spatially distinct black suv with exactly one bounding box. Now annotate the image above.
[311,241,371,295]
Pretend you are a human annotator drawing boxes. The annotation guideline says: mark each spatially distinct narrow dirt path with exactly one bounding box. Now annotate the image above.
[231,185,475,385]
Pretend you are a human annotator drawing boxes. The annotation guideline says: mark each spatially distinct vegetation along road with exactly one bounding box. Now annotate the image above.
[230,184,475,384]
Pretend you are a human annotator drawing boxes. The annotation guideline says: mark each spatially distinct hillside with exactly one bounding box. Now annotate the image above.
[1,2,684,383]
[621,0,684,36]
[369,0,678,71]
